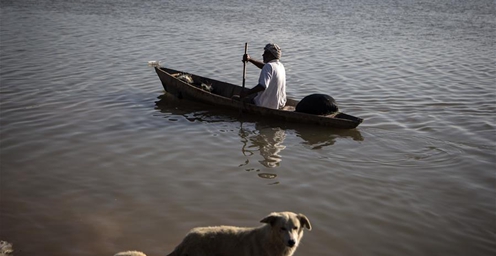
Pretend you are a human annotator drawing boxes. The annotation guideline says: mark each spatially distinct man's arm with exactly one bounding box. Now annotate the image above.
[244,54,265,69]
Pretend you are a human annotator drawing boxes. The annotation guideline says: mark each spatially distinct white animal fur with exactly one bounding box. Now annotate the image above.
[167,211,311,256]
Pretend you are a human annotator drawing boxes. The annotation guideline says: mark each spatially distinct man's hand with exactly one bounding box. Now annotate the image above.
[242,54,251,63]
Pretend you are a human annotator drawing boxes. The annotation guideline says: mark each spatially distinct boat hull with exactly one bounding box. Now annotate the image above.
[155,67,363,129]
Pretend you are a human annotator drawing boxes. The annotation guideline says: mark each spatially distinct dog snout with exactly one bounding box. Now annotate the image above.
[288,239,296,247]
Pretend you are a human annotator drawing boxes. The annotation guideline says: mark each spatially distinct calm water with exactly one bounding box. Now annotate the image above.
[1,0,495,255]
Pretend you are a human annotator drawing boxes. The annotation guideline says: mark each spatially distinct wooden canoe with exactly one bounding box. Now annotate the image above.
[154,66,363,129]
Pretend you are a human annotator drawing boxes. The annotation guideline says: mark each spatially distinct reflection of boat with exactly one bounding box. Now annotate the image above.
[293,125,364,150]
[153,66,363,129]
[155,94,364,151]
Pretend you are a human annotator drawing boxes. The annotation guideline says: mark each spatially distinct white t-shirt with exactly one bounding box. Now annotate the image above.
[254,60,286,109]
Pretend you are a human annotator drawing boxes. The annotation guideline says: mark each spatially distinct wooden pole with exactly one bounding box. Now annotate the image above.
[238,42,248,117]
[241,42,248,98]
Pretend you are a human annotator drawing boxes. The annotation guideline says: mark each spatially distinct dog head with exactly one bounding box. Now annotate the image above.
[261,212,312,248]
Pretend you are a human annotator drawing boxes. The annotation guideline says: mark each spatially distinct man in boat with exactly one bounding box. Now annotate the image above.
[236,43,287,109]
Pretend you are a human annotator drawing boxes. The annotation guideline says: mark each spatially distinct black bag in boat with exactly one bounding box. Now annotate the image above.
[295,94,339,115]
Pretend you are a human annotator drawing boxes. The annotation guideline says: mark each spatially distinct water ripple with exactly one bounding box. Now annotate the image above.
[1,1,495,256]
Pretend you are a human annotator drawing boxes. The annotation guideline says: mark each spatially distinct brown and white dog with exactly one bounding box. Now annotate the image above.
[166,211,311,256]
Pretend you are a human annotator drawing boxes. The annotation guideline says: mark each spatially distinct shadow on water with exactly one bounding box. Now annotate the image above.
[155,93,363,175]
[294,125,364,150]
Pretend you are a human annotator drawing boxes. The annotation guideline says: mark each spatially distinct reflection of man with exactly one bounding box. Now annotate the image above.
[239,125,286,168]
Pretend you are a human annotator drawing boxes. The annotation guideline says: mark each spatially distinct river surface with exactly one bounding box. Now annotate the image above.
[1,0,495,255]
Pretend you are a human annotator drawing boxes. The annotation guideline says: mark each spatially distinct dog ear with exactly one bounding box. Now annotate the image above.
[298,214,312,230]
[260,212,280,226]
